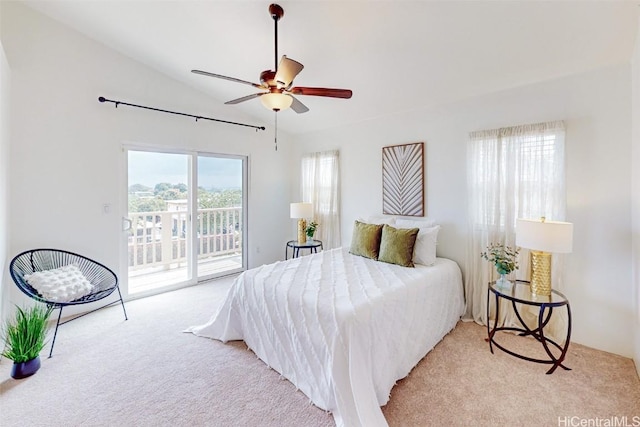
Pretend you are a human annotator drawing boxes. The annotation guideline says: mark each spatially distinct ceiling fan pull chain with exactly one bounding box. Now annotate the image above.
[274,111,278,151]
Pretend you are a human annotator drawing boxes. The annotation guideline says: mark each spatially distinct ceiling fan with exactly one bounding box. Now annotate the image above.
[191,3,352,114]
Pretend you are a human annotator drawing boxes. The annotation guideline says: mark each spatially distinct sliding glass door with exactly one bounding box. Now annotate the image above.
[196,155,245,280]
[124,148,246,296]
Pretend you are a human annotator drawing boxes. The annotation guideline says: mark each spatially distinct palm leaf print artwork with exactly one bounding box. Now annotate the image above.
[382,142,424,216]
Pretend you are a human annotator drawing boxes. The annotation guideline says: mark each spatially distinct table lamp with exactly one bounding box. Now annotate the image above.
[515,217,573,296]
[290,202,313,244]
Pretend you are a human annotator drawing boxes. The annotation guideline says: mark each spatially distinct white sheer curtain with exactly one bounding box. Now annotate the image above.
[301,150,341,249]
[464,121,567,337]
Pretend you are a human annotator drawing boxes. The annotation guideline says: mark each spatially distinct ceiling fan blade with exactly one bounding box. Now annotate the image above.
[290,96,310,114]
[289,87,353,99]
[191,70,265,89]
[224,93,265,105]
[275,56,304,89]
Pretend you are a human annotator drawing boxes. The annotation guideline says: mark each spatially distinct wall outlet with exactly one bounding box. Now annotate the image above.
[102,204,111,214]
[256,246,260,254]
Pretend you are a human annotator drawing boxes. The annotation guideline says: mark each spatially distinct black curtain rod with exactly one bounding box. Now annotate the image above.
[98,96,266,131]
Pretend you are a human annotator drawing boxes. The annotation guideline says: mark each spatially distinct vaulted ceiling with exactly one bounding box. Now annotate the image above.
[24,1,639,135]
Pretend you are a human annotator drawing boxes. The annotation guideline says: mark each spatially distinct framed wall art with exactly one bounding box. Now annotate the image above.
[382,142,424,216]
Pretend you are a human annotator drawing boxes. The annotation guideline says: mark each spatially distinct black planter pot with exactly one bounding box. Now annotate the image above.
[10,356,41,379]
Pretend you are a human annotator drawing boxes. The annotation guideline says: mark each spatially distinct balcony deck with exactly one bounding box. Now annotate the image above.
[128,253,243,294]
[127,206,243,294]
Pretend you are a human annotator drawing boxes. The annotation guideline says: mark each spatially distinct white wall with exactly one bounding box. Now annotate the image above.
[631,14,640,376]
[0,3,292,309]
[0,38,10,322]
[293,65,634,357]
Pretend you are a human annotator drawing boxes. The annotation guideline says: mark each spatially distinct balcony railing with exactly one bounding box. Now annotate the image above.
[128,207,242,271]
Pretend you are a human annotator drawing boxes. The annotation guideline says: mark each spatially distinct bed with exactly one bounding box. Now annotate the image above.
[187,245,464,427]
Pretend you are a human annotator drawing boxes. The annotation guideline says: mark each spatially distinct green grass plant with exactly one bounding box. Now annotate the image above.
[1,304,53,363]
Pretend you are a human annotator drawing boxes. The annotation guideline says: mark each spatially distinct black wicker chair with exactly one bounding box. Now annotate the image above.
[9,249,128,357]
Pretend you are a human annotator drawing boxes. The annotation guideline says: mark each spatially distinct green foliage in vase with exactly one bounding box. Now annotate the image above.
[1,304,53,363]
[305,221,319,238]
[480,243,520,275]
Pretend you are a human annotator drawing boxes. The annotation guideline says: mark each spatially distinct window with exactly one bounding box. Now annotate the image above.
[464,121,566,325]
[301,150,341,249]
[467,121,566,230]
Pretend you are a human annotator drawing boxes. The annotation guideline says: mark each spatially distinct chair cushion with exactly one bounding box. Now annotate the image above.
[25,264,93,303]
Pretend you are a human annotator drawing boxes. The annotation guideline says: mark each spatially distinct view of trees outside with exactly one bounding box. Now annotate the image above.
[128,183,242,212]
[126,153,244,272]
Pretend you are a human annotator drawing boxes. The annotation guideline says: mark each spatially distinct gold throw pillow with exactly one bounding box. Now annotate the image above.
[349,220,384,259]
[378,224,419,267]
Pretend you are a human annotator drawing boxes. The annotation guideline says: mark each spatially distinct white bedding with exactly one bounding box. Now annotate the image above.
[187,247,464,427]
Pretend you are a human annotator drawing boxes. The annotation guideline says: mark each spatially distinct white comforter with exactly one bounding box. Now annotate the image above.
[187,247,464,427]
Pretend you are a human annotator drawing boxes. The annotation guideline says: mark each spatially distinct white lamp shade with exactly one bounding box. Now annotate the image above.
[261,93,293,111]
[290,202,313,219]
[516,218,573,253]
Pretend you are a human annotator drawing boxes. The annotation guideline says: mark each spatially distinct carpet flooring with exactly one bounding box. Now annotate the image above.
[1,276,638,426]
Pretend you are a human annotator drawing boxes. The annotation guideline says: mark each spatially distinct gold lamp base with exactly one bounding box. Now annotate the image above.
[297,219,307,244]
[530,250,552,296]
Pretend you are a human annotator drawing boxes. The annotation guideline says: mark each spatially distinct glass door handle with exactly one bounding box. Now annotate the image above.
[122,217,132,231]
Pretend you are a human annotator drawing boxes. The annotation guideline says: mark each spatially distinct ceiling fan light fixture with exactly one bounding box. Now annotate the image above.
[191,3,352,117]
[261,92,293,111]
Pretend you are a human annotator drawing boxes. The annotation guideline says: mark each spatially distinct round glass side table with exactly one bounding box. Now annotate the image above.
[285,240,323,260]
[486,280,571,374]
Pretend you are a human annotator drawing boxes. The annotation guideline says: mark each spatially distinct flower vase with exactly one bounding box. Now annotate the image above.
[496,273,512,290]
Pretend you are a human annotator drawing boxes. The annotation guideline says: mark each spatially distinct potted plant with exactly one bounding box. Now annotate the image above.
[305,221,318,242]
[481,243,520,288]
[2,304,53,379]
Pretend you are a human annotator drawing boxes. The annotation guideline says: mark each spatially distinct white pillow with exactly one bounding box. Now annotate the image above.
[395,218,437,228]
[358,215,396,225]
[25,264,93,303]
[395,220,440,266]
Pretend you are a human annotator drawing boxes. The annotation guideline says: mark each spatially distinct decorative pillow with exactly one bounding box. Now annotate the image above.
[25,264,93,303]
[395,221,440,266]
[378,224,419,267]
[349,220,384,259]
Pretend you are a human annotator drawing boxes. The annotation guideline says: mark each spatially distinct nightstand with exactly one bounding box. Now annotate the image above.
[285,240,323,260]
[486,280,571,374]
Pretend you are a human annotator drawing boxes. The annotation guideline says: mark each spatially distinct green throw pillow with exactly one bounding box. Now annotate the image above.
[378,224,419,267]
[349,220,384,259]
